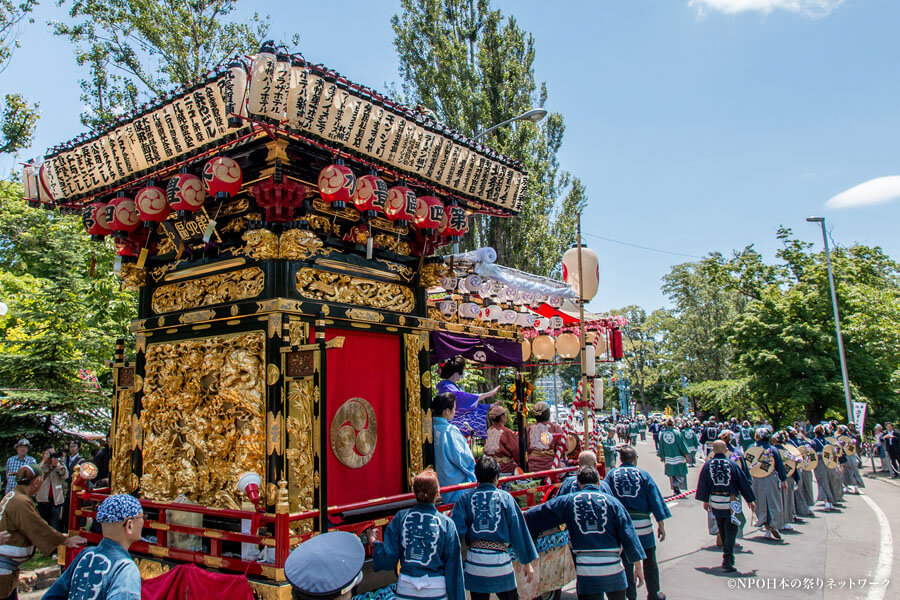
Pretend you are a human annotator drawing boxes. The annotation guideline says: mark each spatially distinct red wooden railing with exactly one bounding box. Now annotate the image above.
[66,467,577,581]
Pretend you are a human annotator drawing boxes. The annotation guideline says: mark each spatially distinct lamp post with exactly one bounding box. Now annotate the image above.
[806,216,853,424]
[472,108,548,141]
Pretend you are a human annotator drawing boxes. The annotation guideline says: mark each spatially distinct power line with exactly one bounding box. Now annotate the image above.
[582,232,704,260]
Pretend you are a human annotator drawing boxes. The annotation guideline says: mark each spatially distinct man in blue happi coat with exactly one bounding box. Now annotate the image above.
[695,441,756,573]
[451,456,537,600]
[44,494,144,600]
[372,470,466,600]
[604,446,670,600]
[525,467,645,600]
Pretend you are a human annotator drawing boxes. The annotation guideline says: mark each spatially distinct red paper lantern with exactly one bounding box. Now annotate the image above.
[114,229,150,257]
[413,195,444,236]
[385,183,417,226]
[202,156,243,198]
[439,202,468,242]
[135,184,171,225]
[353,173,387,218]
[318,160,356,210]
[167,173,206,216]
[82,202,111,241]
[106,196,141,234]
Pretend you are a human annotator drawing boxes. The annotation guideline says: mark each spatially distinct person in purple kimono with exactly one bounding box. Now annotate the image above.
[436,356,499,413]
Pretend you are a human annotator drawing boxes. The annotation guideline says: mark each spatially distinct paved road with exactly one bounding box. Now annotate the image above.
[561,437,900,600]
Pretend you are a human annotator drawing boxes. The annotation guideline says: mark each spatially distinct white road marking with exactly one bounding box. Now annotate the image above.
[667,502,678,508]
[861,494,893,600]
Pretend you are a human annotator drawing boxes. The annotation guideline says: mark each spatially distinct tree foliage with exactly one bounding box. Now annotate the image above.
[53,0,269,130]
[605,305,674,413]
[391,0,585,277]
[0,0,39,155]
[655,229,900,428]
[0,180,135,449]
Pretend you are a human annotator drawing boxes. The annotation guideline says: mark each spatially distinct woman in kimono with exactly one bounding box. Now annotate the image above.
[810,425,837,510]
[749,429,787,540]
[432,392,476,503]
[450,457,537,600]
[772,432,798,528]
[436,356,499,413]
[838,425,865,494]
[786,427,816,517]
[371,470,465,600]
[526,402,565,473]
[483,405,521,475]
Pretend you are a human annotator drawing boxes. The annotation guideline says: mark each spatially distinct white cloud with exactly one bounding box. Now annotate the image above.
[826,176,900,209]
[688,0,844,17]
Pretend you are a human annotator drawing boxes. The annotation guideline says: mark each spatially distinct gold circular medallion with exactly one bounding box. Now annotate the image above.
[330,397,378,468]
[540,431,552,446]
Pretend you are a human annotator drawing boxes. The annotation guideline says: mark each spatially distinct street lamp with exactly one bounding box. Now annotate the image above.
[472,108,548,141]
[806,216,853,424]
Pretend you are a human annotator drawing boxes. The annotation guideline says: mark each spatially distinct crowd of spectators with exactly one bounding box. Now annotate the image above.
[2,435,110,532]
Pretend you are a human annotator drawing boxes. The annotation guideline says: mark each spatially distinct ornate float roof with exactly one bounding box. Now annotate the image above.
[33,48,528,217]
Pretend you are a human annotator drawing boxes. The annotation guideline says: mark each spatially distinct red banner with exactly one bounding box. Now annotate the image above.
[325,329,405,507]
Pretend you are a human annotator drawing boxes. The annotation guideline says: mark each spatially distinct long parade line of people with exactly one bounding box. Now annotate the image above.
[0,383,884,600]
[366,381,877,600]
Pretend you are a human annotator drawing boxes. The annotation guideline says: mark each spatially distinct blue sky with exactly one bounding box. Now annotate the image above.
[3,0,898,313]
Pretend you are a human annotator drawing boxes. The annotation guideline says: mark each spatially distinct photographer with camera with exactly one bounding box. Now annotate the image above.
[36,447,68,531]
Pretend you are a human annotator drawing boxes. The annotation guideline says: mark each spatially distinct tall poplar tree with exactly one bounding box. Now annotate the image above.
[392,0,586,277]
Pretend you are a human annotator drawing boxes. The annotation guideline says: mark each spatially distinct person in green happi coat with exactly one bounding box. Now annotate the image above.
[628,420,639,446]
[681,421,699,466]
[602,427,619,470]
[658,418,690,494]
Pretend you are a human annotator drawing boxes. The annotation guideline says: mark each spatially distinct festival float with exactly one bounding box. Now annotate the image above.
[21,42,622,599]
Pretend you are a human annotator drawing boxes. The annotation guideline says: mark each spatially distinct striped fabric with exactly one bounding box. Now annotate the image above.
[573,547,625,579]
[396,573,447,600]
[631,516,654,539]
[709,493,731,511]
[463,547,514,584]
[664,456,686,465]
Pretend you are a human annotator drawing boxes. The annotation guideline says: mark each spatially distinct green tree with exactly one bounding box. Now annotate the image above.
[391,0,586,277]
[53,0,268,130]
[0,180,135,449]
[606,305,668,414]
[722,230,899,426]
[1,0,39,154]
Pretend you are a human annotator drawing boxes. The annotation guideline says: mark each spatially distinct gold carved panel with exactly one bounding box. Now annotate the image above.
[240,229,324,261]
[295,268,414,312]
[151,267,265,314]
[404,333,424,485]
[140,332,266,507]
[111,390,134,494]
[286,379,315,534]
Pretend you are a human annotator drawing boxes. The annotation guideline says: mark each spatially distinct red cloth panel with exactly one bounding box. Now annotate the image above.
[325,328,404,507]
[141,563,254,600]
